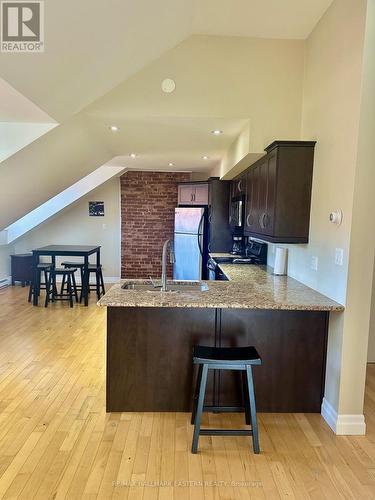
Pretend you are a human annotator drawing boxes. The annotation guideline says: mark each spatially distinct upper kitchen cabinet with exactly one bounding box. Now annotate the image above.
[208,178,232,252]
[178,182,209,205]
[230,174,247,199]
[244,141,316,243]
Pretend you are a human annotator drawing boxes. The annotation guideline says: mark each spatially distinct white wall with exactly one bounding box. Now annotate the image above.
[369,261,375,362]
[0,245,13,282]
[12,178,121,279]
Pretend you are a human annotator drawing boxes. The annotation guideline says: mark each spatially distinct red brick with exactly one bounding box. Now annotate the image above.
[121,171,191,279]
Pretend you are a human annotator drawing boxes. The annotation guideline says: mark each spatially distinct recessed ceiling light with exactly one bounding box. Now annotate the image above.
[129,153,137,158]
[202,155,209,160]
[110,125,119,132]
[211,130,223,135]
[169,162,174,167]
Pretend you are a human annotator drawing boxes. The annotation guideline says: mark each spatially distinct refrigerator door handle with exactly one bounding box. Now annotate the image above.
[197,213,204,256]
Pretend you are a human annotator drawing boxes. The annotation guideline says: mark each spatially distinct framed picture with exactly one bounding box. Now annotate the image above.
[89,201,105,217]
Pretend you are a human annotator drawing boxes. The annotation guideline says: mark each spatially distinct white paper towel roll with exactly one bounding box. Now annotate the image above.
[274,247,288,275]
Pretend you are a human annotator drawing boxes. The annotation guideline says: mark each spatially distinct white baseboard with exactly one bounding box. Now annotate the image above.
[321,397,366,435]
[0,276,11,288]
[103,276,120,284]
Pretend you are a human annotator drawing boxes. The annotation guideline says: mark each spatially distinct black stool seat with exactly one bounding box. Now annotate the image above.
[194,345,261,365]
[191,344,261,455]
[54,267,77,274]
[37,263,52,269]
[62,262,102,270]
[61,262,85,268]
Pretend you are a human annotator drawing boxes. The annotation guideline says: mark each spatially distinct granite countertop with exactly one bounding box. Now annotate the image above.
[98,260,344,311]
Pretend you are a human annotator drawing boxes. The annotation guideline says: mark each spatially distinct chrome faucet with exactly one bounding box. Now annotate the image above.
[161,239,175,292]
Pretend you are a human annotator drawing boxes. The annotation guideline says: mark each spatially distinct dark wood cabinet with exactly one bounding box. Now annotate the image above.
[11,253,33,286]
[230,174,247,199]
[244,141,316,243]
[208,178,232,253]
[107,306,329,413]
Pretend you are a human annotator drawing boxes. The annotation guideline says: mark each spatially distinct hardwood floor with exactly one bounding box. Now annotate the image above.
[0,285,375,499]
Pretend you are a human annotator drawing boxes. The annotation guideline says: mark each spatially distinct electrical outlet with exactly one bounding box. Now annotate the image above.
[311,256,319,271]
[335,248,344,266]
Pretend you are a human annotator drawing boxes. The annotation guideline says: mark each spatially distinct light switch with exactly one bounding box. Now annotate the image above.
[311,256,318,271]
[335,248,344,266]
[102,223,107,230]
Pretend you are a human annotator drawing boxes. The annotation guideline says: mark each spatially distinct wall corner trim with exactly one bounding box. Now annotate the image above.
[321,397,366,435]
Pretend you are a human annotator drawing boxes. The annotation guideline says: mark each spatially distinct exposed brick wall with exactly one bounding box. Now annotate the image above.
[121,171,191,279]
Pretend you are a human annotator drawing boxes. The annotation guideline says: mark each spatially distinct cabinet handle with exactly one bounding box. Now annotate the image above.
[208,243,212,252]
[209,214,213,224]
[238,180,243,192]
[259,212,269,229]
[246,213,254,227]
[229,215,232,224]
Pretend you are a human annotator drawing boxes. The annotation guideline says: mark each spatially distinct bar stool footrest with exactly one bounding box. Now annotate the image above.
[199,429,253,436]
[203,405,244,413]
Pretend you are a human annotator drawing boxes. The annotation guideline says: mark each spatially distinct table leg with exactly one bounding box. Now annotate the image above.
[83,255,89,306]
[51,256,57,295]
[32,252,39,306]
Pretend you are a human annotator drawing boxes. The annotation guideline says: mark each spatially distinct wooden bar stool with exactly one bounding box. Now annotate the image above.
[45,268,78,308]
[28,263,53,303]
[191,345,261,454]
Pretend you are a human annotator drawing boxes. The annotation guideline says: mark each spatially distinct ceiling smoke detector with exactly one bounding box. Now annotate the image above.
[161,78,176,93]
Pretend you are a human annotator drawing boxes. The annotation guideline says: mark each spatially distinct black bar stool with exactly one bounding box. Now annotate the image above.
[45,268,78,308]
[61,262,105,301]
[61,262,85,299]
[28,263,53,303]
[191,345,261,454]
[86,264,105,300]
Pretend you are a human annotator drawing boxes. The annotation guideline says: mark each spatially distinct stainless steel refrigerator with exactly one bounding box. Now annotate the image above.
[173,207,206,280]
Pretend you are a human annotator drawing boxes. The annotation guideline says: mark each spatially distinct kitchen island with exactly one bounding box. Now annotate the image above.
[99,264,343,413]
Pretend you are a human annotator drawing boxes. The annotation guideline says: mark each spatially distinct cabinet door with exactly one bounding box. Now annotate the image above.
[237,175,246,196]
[194,184,209,205]
[263,152,277,235]
[208,179,232,252]
[257,159,268,234]
[245,165,261,233]
[231,176,246,198]
[178,184,194,205]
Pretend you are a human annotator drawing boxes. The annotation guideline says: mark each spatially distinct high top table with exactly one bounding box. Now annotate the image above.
[32,245,101,306]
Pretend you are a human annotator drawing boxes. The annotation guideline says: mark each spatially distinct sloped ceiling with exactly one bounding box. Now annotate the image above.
[0,0,333,122]
[193,0,334,39]
[0,0,333,230]
[0,0,193,121]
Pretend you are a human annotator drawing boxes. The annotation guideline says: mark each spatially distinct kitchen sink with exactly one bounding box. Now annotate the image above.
[122,282,209,292]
